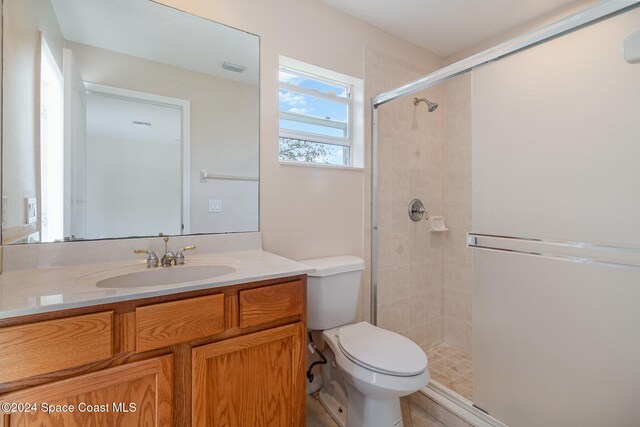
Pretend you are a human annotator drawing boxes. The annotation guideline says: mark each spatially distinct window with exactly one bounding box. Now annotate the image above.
[278,57,363,168]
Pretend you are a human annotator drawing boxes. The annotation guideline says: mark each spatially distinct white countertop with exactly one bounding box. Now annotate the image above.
[0,250,313,320]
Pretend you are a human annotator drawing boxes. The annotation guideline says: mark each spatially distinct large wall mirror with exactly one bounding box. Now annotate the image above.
[2,0,260,244]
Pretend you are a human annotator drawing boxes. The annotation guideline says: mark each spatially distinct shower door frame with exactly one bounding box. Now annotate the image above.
[371,0,638,324]
[369,0,639,425]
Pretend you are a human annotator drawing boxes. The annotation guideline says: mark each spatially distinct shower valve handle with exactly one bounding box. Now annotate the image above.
[408,199,429,222]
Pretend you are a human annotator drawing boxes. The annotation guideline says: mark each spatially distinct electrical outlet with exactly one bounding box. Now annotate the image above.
[208,199,222,213]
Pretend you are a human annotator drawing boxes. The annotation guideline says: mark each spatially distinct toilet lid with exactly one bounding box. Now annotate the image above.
[338,322,427,377]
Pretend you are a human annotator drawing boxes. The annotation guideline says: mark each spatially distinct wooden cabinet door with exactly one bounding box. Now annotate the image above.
[192,322,305,427]
[0,355,172,427]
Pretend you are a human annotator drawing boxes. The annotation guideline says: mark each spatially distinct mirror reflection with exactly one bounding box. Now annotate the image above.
[2,0,260,244]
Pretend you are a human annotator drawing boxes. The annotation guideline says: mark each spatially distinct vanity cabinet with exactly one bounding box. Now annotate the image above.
[0,275,307,426]
[239,281,305,328]
[0,355,172,427]
[136,294,226,352]
[192,322,305,426]
[0,311,113,384]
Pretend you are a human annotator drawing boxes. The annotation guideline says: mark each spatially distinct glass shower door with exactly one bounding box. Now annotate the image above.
[470,6,640,426]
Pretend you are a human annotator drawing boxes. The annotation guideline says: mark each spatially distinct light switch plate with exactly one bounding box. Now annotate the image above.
[623,30,640,64]
[1,197,7,229]
[208,199,222,213]
[25,197,37,224]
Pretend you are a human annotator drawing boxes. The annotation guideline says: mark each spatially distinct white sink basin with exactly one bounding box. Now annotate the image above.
[96,265,236,288]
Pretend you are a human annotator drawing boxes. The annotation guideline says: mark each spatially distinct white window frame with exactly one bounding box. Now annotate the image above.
[278,56,364,169]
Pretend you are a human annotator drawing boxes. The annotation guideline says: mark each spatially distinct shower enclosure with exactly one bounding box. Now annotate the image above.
[370,2,640,426]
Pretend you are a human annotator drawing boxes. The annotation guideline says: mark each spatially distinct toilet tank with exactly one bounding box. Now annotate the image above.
[301,256,365,330]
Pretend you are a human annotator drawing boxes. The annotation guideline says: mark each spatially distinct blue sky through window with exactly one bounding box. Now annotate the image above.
[279,67,351,166]
[279,90,347,121]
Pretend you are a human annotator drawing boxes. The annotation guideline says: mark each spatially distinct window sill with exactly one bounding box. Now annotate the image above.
[279,160,364,172]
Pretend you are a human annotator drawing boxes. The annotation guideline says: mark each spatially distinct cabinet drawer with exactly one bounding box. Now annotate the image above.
[136,294,225,352]
[239,281,304,329]
[0,312,113,384]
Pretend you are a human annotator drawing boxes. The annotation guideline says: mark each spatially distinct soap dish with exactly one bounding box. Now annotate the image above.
[428,216,448,232]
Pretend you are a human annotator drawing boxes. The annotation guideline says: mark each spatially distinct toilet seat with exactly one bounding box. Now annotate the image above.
[337,322,427,377]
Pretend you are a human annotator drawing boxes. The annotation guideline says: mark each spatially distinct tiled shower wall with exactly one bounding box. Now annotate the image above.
[365,47,445,352]
[364,48,472,355]
[441,74,472,354]
[361,47,440,326]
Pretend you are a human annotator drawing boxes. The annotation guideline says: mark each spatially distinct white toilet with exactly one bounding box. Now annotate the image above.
[302,256,429,427]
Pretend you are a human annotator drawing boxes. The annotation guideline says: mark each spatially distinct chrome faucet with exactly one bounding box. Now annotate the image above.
[134,249,159,268]
[161,237,176,267]
[161,252,176,267]
[160,237,197,267]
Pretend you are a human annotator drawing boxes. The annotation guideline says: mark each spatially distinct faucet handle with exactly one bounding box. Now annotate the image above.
[134,249,159,268]
[175,245,196,265]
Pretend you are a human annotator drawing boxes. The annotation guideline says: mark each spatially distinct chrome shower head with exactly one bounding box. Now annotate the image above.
[413,97,438,112]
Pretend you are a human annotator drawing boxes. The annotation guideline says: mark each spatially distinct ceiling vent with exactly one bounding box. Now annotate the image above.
[222,61,247,73]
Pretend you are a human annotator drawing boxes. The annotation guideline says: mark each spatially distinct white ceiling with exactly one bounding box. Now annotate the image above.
[50,0,259,85]
[317,0,582,57]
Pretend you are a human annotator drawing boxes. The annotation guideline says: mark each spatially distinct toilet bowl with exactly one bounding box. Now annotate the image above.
[321,322,429,426]
[302,256,429,427]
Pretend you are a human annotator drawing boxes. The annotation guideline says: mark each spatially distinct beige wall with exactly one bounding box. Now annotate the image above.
[2,0,64,239]
[156,0,443,263]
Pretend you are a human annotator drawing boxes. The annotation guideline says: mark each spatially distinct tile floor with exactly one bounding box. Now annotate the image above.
[426,344,473,400]
[306,392,466,427]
